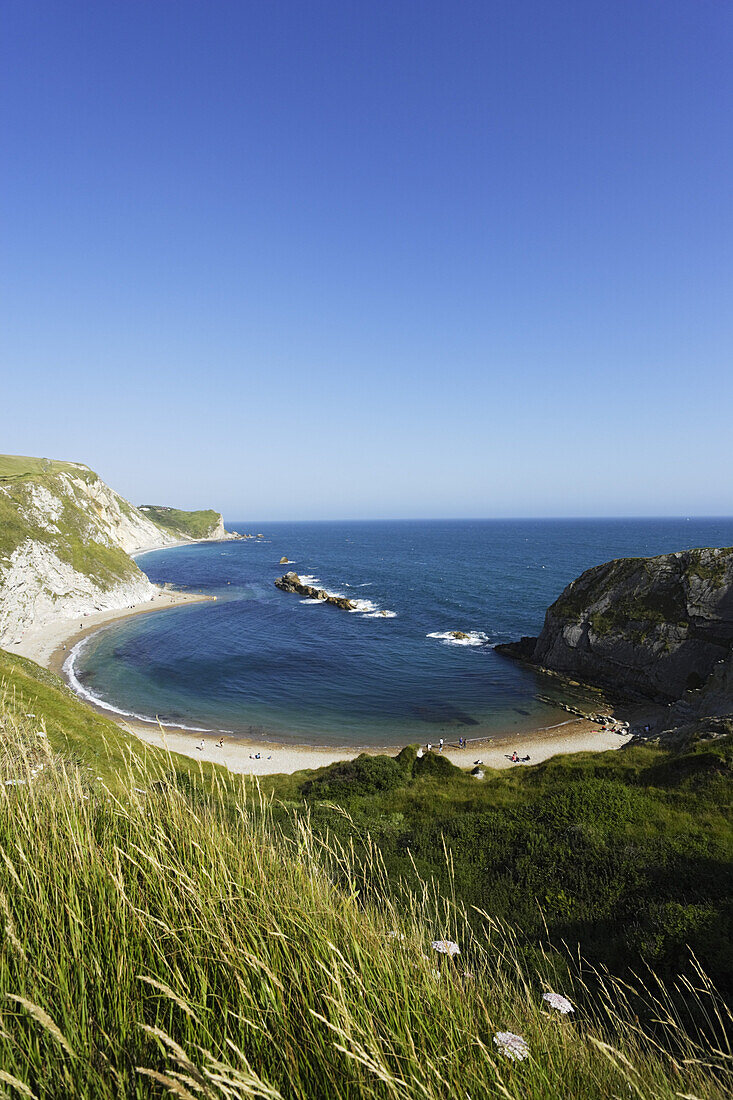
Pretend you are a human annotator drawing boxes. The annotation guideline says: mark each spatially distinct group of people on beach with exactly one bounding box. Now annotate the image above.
[196,736,225,751]
[423,735,470,754]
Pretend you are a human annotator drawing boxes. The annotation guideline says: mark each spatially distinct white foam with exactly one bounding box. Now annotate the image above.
[63,636,210,732]
[348,598,377,613]
[427,630,489,647]
[300,598,325,605]
[295,574,395,618]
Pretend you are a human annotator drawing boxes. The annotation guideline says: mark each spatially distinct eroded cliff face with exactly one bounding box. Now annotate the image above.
[498,548,733,704]
[0,465,180,646]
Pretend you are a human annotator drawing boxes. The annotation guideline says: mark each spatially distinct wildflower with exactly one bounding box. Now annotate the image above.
[542,992,574,1014]
[493,1032,529,1061]
[386,931,405,941]
[431,940,460,956]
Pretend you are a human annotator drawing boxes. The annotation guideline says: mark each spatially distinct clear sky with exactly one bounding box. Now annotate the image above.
[1,1,731,520]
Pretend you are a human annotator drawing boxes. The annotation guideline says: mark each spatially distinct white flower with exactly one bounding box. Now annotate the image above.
[431,939,460,956]
[387,931,405,941]
[493,1032,529,1061]
[542,992,574,1014]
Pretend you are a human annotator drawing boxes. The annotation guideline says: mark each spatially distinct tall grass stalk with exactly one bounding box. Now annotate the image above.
[0,711,729,1098]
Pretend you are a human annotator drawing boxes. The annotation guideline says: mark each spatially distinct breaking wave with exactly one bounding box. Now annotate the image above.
[64,635,211,732]
[427,630,489,647]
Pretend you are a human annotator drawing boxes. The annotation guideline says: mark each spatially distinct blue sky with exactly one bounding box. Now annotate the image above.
[2,1,731,520]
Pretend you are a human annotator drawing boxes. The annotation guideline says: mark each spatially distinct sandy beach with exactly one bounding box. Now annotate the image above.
[10,581,653,777]
[119,713,635,776]
[12,588,214,671]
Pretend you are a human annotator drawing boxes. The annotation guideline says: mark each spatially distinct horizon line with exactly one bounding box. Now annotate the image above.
[222,514,733,525]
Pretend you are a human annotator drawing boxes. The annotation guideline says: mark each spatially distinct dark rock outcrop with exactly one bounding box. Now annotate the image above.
[275,571,356,611]
[496,547,733,705]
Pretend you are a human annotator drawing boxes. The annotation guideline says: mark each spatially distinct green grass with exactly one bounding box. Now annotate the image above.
[138,506,223,540]
[0,455,89,484]
[262,735,733,992]
[0,710,729,1099]
[0,650,730,1096]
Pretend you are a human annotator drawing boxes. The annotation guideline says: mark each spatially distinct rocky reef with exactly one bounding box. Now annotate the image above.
[497,547,733,717]
[275,572,356,611]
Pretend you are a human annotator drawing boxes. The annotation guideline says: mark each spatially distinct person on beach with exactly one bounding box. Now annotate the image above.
[439,738,444,752]
[427,743,432,752]
[216,737,224,748]
[197,738,205,751]
[511,751,519,763]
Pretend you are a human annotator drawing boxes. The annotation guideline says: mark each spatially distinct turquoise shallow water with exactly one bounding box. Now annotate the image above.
[70,518,733,747]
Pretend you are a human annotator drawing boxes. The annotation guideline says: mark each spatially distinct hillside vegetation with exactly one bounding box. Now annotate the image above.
[0,650,730,1097]
[263,733,733,993]
[138,505,225,540]
[0,700,728,1096]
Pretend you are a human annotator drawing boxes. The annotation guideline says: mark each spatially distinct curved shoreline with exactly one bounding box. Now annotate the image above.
[11,566,653,777]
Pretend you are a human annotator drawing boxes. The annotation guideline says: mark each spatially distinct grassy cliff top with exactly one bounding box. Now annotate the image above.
[0,454,94,484]
[138,504,223,539]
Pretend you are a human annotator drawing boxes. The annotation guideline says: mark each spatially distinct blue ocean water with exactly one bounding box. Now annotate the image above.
[70,519,733,747]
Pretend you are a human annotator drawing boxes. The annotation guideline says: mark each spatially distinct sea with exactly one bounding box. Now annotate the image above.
[68,518,733,749]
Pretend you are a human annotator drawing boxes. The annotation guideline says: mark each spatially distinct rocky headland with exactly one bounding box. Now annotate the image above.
[275,571,356,610]
[496,546,733,742]
[0,453,237,647]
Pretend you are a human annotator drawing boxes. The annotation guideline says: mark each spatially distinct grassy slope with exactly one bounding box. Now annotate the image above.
[2,646,731,997]
[138,504,223,539]
[263,735,733,990]
[0,662,729,1098]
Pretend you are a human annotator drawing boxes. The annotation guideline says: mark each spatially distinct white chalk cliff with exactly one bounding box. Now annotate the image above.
[0,460,232,647]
